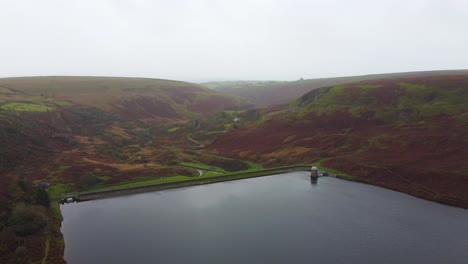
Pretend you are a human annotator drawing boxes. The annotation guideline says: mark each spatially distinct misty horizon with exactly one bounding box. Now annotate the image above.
[1,0,467,82]
[2,68,468,84]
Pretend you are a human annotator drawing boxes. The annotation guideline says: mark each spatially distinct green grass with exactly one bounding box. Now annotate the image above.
[49,183,75,197]
[221,110,242,117]
[53,158,260,200]
[77,164,306,195]
[181,159,243,173]
[98,175,112,182]
[202,171,223,177]
[167,127,181,133]
[182,153,261,173]
[41,235,51,264]
[181,161,214,170]
[193,164,312,183]
[299,86,346,115]
[82,175,192,193]
[295,82,468,123]
[245,160,262,171]
[51,202,62,219]
[0,102,55,112]
[76,164,313,197]
[399,83,468,118]
[316,159,353,180]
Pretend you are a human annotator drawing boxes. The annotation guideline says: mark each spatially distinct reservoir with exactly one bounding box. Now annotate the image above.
[61,172,468,264]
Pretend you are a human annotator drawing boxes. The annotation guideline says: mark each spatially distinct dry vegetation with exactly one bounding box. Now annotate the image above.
[0,76,249,263]
[209,74,468,208]
[1,73,467,263]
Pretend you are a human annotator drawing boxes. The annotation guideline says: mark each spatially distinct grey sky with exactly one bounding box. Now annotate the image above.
[1,0,467,82]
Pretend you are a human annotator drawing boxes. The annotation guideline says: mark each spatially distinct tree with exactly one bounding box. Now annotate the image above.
[79,174,100,188]
[35,188,50,208]
[8,204,47,236]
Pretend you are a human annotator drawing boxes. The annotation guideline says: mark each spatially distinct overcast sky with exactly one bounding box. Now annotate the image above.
[1,0,467,82]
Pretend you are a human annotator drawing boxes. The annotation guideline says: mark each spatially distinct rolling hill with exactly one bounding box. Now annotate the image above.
[1,73,467,263]
[208,74,468,208]
[0,76,247,118]
[0,76,248,193]
[0,76,253,263]
[207,70,468,107]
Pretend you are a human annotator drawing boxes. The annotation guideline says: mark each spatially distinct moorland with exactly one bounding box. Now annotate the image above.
[0,71,467,263]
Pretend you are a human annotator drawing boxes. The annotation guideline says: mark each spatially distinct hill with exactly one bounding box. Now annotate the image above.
[1,74,467,263]
[0,76,255,263]
[207,70,468,107]
[0,76,247,118]
[0,76,248,192]
[208,74,468,208]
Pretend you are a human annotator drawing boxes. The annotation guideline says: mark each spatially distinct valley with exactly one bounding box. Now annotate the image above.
[0,72,467,263]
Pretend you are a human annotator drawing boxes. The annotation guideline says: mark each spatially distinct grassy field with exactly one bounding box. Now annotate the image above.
[49,183,75,198]
[181,161,229,173]
[82,175,193,193]
[181,161,217,170]
[75,159,262,195]
[72,164,315,197]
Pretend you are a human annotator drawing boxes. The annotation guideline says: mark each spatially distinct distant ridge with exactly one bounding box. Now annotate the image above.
[207,69,468,106]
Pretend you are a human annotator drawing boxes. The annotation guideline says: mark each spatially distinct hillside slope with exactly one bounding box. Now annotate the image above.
[0,76,247,118]
[209,70,468,107]
[208,74,468,208]
[0,76,247,189]
[0,76,251,263]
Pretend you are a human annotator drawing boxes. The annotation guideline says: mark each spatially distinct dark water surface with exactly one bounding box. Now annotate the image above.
[61,172,468,264]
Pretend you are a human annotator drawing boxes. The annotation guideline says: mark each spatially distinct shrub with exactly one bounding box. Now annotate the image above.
[0,227,17,250]
[218,159,249,172]
[79,175,100,187]
[35,189,50,208]
[8,204,47,236]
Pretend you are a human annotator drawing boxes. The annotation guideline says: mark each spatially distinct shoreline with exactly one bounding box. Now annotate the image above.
[58,165,313,202]
[51,164,466,263]
[54,164,468,209]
